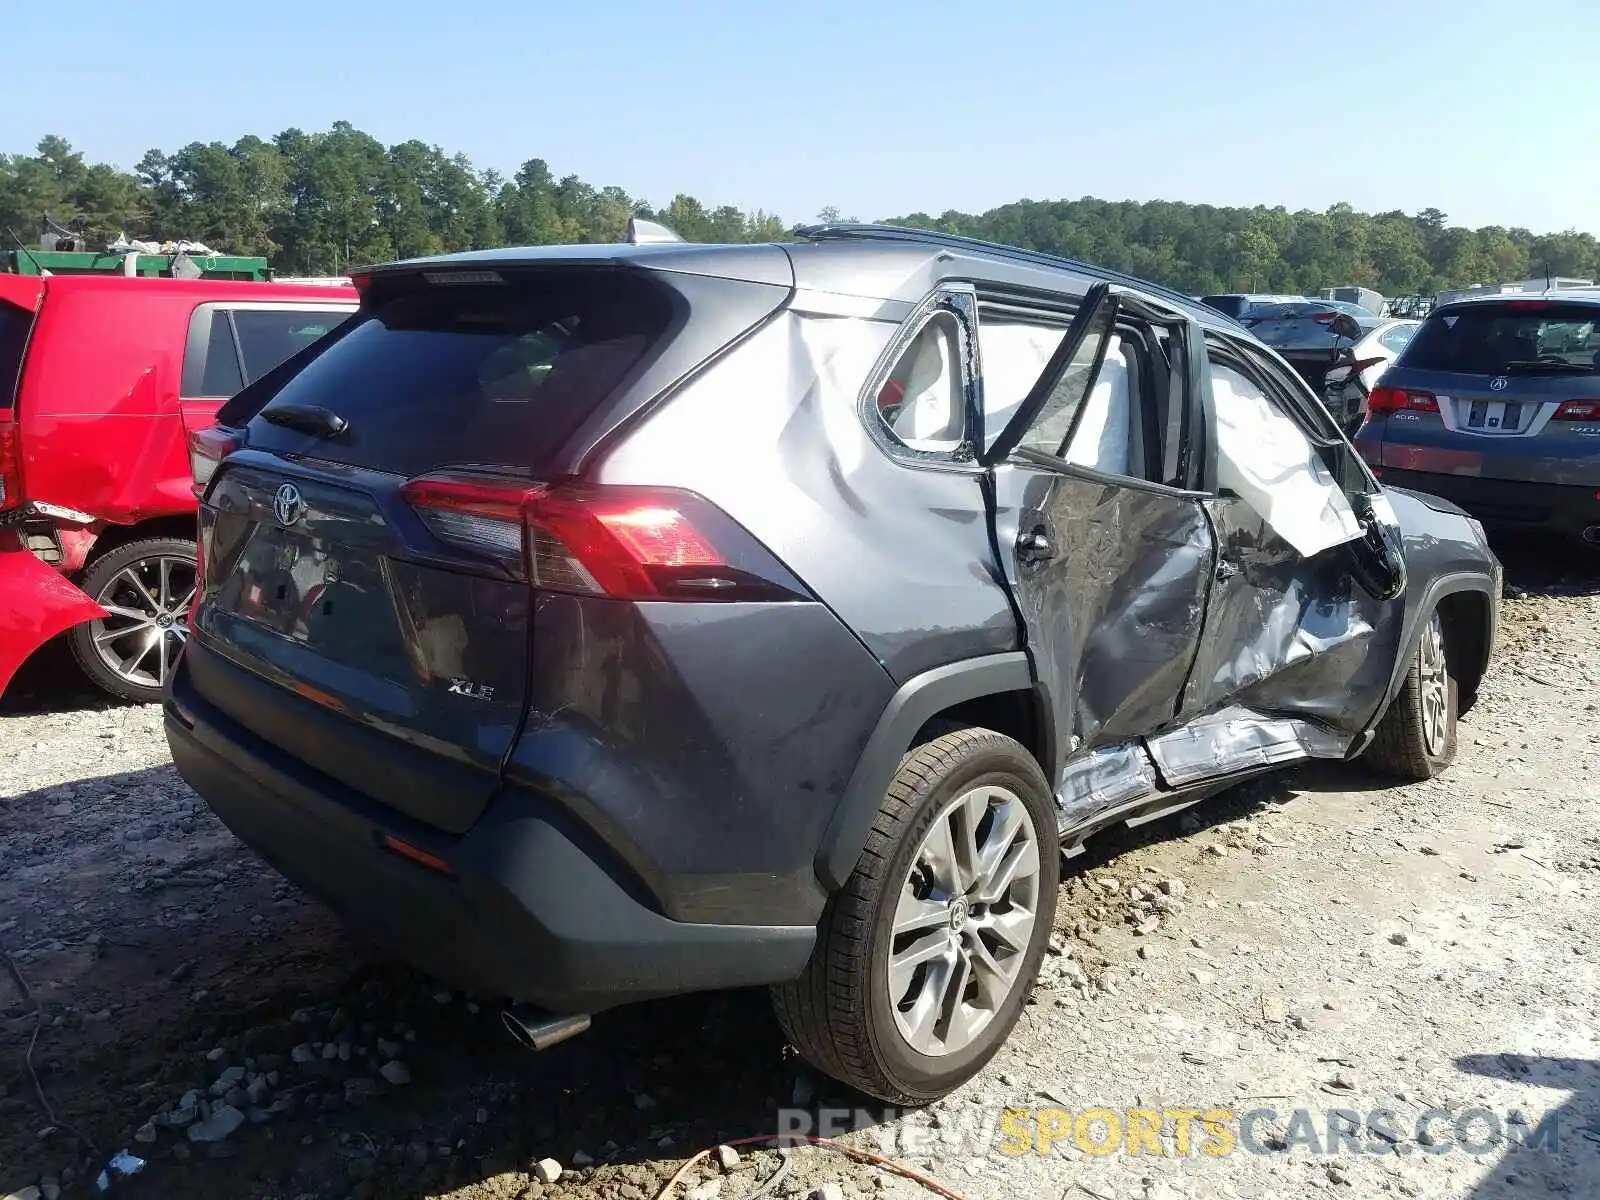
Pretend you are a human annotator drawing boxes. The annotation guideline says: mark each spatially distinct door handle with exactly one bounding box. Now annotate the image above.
[1215,558,1239,582]
[1017,529,1055,564]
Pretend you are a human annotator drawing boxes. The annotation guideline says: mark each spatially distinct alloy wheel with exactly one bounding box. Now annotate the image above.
[887,783,1042,1057]
[1418,612,1450,756]
[87,554,196,691]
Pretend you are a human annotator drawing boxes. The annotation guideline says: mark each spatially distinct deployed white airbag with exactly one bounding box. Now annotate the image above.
[1064,337,1134,475]
[976,321,1065,444]
[1210,364,1362,558]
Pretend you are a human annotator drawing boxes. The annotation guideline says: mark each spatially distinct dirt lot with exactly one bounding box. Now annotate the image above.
[2,537,1597,1200]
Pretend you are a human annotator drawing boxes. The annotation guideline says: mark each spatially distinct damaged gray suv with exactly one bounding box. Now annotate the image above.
[166,223,1501,1104]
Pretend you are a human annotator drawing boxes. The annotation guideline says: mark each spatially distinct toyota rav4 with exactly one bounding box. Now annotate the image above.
[166,224,1500,1103]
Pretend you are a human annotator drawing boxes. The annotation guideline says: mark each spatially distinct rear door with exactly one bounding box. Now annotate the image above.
[980,284,1215,778]
[189,267,687,832]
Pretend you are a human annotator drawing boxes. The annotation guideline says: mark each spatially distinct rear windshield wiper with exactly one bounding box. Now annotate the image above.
[260,403,350,437]
[1501,359,1596,374]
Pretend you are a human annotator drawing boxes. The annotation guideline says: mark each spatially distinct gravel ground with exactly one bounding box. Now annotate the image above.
[1,537,1596,1200]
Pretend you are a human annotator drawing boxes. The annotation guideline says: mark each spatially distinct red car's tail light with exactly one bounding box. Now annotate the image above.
[188,425,242,496]
[0,415,20,511]
[401,474,805,602]
[1368,386,1438,414]
[1552,400,1600,421]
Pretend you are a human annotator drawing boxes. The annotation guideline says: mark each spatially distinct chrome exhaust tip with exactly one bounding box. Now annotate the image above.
[502,1005,591,1052]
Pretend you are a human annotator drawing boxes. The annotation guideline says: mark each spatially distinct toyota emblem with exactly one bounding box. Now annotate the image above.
[1489,376,1509,392]
[273,482,306,527]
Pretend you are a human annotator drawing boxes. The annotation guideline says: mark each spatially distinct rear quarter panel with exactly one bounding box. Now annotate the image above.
[19,287,198,522]
[597,310,1020,682]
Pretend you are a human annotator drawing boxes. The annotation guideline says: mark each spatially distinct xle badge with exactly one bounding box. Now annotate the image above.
[447,678,495,701]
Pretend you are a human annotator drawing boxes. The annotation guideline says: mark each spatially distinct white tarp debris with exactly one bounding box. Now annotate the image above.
[107,234,219,257]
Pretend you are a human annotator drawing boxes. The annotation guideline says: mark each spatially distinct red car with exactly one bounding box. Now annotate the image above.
[0,274,356,702]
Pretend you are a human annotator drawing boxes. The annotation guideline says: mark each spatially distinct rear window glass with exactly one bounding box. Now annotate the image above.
[1402,304,1600,375]
[200,316,245,397]
[0,302,31,410]
[244,270,675,476]
[233,310,345,382]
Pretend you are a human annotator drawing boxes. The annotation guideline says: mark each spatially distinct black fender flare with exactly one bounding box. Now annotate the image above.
[814,652,1041,891]
[1370,569,1499,727]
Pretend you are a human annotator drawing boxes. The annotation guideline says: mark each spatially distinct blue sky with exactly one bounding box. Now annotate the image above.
[5,0,1598,234]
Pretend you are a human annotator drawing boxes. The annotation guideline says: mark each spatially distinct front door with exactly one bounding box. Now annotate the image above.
[1164,333,1407,781]
[980,285,1216,809]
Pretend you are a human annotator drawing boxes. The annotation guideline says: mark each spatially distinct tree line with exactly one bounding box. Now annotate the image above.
[3,123,1597,296]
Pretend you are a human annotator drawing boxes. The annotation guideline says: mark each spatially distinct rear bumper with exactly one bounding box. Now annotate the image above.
[1370,467,1600,537]
[165,657,816,1013]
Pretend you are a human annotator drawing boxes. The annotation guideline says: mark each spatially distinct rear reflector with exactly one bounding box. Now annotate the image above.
[381,835,456,877]
[1368,385,1438,414]
[189,425,242,495]
[401,474,805,602]
[1553,400,1600,421]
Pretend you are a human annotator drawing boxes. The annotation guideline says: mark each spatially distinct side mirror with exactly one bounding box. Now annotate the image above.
[1343,492,1407,602]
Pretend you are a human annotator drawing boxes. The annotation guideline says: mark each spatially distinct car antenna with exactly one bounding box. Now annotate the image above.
[5,226,48,275]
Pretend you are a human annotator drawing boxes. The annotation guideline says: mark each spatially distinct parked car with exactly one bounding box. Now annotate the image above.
[1322,318,1422,427]
[1354,291,1600,544]
[1317,299,1379,321]
[167,224,1500,1104]
[1237,301,1384,415]
[1198,292,1305,320]
[0,274,357,701]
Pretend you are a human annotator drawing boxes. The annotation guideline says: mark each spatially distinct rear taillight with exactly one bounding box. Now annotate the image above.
[189,426,242,496]
[1368,385,1438,414]
[1553,400,1600,421]
[0,415,20,511]
[401,474,806,602]
[399,475,531,558]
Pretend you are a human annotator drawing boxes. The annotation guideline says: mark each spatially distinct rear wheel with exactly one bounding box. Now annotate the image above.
[68,537,197,705]
[773,728,1060,1104]
[1365,609,1457,781]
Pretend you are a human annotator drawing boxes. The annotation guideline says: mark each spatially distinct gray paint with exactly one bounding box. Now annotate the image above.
[176,225,1502,1000]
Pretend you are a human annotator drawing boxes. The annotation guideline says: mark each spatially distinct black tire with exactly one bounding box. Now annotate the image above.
[1365,608,1458,781]
[773,728,1060,1104]
[68,537,198,705]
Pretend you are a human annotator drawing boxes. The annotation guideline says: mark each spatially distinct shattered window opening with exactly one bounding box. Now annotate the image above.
[873,310,967,456]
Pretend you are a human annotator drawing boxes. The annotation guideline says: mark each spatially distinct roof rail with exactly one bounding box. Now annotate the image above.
[798,223,1204,315]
